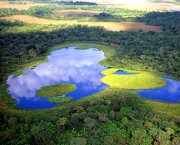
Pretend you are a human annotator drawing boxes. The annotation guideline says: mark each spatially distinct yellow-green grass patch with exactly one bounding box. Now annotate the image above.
[105,1,180,11]
[51,42,116,58]
[48,97,72,103]
[53,10,101,16]
[101,72,166,89]
[0,15,162,32]
[102,68,138,75]
[0,1,48,10]
[13,58,48,78]
[145,100,180,117]
[36,84,76,97]
[102,68,120,75]
[11,42,115,78]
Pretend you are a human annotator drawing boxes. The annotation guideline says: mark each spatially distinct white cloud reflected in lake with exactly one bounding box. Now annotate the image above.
[7,47,108,109]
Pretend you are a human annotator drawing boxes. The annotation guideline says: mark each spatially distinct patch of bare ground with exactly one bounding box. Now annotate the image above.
[103,2,180,11]
[53,10,101,16]
[0,15,161,32]
[71,0,180,10]
[0,1,48,10]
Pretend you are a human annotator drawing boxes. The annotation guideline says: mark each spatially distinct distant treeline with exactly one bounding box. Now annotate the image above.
[1,11,180,81]
[32,0,97,5]
[57,1,97,5]
[0,5,146,22]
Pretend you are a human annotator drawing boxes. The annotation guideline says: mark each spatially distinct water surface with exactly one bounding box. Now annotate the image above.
[114,70,180,103]
[7,47,108,110]
[138,78,180,103]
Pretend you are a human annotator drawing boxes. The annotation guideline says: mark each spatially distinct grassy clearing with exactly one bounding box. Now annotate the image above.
[145,100,180,117]
[36,84,76,97]
[105,1,180,11]
[101,71,166,89]
[102,68,120,75]
[51,42,116,58]
[13,57,48,78]
[0,15,162,32]
[0,1,48,10]
[53,10,101,16]
[48,97,72,103]
[102,68,137,75]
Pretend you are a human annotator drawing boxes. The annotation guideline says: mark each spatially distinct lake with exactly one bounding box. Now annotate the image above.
[7,47,108,110]
[7,47,180,110]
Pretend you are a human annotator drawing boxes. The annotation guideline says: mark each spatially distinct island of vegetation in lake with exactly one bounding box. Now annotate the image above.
[0,0,180,145]
[36,84,77,97]
[101,68,166,89]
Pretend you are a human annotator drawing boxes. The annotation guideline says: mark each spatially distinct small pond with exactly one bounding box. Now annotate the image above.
[7,47,108,110]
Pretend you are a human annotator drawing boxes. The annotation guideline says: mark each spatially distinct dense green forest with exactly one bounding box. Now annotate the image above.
[0,1,180,144]
[1,89,180,145]
[1,11,180,80]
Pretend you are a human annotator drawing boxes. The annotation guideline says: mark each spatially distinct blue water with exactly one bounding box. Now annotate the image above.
[114,70,180,103]
[138,78,180,103]
[7,48,180,110]
[7,47,108,110]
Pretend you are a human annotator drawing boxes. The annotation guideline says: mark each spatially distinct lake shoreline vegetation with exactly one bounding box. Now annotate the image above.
[101,69,167,89]
[0,0,180,144]
[36,84,77,98]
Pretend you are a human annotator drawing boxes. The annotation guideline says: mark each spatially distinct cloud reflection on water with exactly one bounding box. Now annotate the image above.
[7,47,108,109]
[138,78,180,102]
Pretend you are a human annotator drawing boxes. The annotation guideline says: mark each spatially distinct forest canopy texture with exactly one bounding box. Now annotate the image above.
[0,1,180,145]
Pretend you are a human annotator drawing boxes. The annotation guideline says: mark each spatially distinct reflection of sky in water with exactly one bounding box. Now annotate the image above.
[7,47,108,110]
[138,78,180,103]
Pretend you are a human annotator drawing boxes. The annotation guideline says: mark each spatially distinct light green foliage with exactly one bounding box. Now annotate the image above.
[103,136,114,145]
[51,42,116,58]
[101,68,119,75]
[70,137,87,145]
[36,84,76,97]
[1,2,180,145]
[101,71,166,89]
[48,97,72,103]
[7,117,18,126]
[57,117,67,126]
[84,117,98,130]
[102,68,136,75]
[131,129,147,144]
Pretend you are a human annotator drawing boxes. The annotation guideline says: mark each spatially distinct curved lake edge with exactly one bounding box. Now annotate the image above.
[36,84,77,98]
[3,42,180,117]
[3,43,116,112]
[105,68,180,103]
[101,68,167,90]
[8,43,114,110]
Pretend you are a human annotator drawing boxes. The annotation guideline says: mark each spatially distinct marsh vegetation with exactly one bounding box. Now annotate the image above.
[0,0,180,144]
